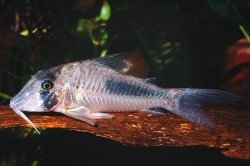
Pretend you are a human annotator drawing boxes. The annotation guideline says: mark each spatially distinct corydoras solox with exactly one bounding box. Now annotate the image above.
[9,53,238,133]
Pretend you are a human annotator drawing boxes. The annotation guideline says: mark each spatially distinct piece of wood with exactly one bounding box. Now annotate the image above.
[0,105,249,160]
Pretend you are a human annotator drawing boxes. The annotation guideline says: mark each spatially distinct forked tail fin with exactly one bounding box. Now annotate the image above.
[164,89,239,130]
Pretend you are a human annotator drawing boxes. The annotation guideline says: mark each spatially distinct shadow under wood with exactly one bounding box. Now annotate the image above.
[0,129,249,165]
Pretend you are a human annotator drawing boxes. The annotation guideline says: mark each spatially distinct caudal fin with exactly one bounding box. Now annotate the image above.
[165,89,239,130]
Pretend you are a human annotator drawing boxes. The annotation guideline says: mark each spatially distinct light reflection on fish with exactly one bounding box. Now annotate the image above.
[9,53,238,133]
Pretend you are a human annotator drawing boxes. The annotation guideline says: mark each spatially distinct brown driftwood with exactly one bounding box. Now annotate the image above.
[0,105,249,160]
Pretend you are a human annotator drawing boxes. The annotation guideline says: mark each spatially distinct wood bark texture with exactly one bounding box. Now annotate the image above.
[0,105,249,160]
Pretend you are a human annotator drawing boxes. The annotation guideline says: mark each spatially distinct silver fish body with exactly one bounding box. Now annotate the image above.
[9,53,239,132]
[58,61,168,112]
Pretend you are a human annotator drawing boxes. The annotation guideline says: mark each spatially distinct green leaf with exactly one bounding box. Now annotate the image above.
[99,0,111,21]
[76,19,86,32]
[0,92,12,100]
[100,49,108,57]
[20,30,29,36]
[239,25,250,42]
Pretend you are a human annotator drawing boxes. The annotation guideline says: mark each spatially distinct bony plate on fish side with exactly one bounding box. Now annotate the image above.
[0,105,249,160]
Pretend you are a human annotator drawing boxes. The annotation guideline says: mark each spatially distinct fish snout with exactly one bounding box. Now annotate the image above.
[9,99,14,108]
[9,95,22,109]
[9,97,16,109]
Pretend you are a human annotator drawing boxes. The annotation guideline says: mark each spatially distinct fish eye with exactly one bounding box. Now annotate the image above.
[41,79,54,90]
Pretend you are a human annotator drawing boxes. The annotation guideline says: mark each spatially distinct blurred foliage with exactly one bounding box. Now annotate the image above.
[0,0,112,104]
[0,0,250,165]
[208,0,250,41]
[0,0,180,105]
[208,0,247,20]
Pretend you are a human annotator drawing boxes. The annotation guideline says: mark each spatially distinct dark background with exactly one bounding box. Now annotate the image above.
[0,0,250,165]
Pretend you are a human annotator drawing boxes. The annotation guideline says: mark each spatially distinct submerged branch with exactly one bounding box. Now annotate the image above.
[0,105,249,160]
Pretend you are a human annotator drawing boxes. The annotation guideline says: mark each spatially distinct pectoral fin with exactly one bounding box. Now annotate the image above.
[60,106,113,126]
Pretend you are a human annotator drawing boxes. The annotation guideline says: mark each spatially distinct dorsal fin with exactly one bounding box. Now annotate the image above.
[144,77,157,85]
[90,53,129,72]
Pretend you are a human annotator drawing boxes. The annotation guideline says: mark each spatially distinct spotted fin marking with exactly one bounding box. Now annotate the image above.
[165,89,239,130]
[91,52,129,72]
